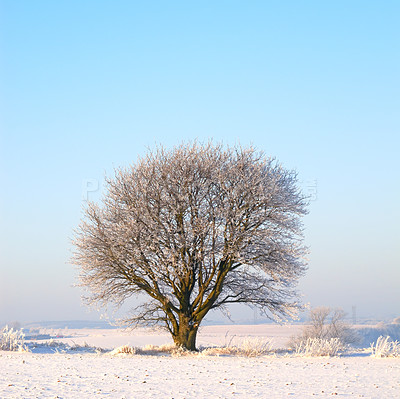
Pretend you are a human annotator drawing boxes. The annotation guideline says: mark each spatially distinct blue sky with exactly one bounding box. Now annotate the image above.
[1,1,399,323]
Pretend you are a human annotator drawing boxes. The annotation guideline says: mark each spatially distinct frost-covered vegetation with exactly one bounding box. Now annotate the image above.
[110,344,178,356]
[4,318,400,359]
[210,337,274,357]
[370,336,400,358]
[287,309,400,357]
[289,307,360,351]
[27,339,105,354]
[17,332,400,359]
[0,326,28,352]
[72,143,308,351]
[294,337,343,357]
[109,338,275,358]
[356,320,400,347]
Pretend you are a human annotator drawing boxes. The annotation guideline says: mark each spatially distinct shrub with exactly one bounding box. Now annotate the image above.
[0,326,28,352]
[295,337,343,357]
[370,336,400,358]
[289,307,360,349]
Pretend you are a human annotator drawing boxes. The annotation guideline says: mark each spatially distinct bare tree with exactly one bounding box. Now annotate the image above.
[72,143,308,350]
[290,307,360,347]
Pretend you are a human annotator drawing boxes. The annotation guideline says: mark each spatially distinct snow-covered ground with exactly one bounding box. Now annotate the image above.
[1,324,399,398]
[31,324,304,350]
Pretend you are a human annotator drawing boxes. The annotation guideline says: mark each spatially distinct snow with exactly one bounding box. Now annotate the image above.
[31,324,303,350]
[1,324,399,398]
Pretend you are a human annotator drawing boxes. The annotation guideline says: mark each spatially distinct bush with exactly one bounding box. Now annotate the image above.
[370,336,400,358]
[289,307,360,349]
[295,337,343,357]
[0,326,28,352]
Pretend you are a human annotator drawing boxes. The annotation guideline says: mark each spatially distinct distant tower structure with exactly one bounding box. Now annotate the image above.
[254,307,258,325]
[352,305,357,325]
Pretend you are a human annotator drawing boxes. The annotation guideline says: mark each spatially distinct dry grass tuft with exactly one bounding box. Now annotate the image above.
[294,337,343,357]
[370,336,400,358]
[109,338,275,358]
[0,326,29,352]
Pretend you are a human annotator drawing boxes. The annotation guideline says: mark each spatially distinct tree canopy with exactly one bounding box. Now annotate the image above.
[72,143,308,350]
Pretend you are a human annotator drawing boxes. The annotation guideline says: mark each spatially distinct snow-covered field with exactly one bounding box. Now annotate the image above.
[1,324,399,398]
[32,324,304,350]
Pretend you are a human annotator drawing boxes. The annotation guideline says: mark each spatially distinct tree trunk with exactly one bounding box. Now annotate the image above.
[173,315,199,351]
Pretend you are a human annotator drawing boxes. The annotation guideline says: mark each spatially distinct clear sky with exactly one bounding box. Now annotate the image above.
[1,1,399,324]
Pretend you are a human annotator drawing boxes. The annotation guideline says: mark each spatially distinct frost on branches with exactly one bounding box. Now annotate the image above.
[0,326,27,352]
[72,143,308,350]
